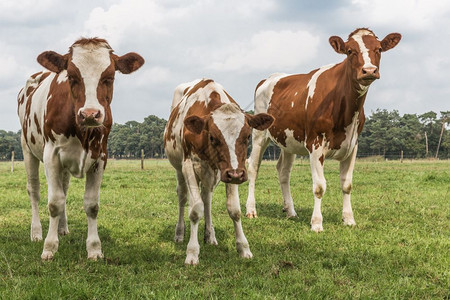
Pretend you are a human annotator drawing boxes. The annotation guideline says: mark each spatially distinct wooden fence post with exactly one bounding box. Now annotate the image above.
[400,150,403,163]
[11,151,15,173]
[141,149,144,170]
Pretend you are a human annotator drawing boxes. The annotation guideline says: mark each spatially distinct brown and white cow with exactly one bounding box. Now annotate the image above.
[164,79,274,265]
[246,28,401,232]
[17,38,144,260]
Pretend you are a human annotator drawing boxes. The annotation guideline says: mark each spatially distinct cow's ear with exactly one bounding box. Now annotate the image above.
[184,115,206,135]
[381,33,401,52]
[246,113,274,131]
[37,51,68,73]
[329,36,346,54]
[115,52,145,74]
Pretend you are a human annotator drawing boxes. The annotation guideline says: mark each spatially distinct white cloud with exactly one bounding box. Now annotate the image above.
[0,0,55,23]
[347,0,450,31]
[135,66,172,85]
[208,30,320,72]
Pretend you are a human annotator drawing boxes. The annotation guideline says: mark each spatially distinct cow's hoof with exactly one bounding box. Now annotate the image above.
[185,254,199,265]
[41,250,54,261]
[31,225,42,241]
[311,223,324,233]
[204,228,218,245]
[343,218,356,226]
[204,235,218,245]
[174,223,185,243]
[87,251,103,261]
[246,211,258,218]
[31,233,42,242]
[285,210,298,219]
[237,242,253,259]
[342,213,356,226]
[58,228,69,236]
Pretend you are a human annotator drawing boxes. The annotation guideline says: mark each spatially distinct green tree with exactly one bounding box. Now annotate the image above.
[0,130,22,160]
[435,111,450,158]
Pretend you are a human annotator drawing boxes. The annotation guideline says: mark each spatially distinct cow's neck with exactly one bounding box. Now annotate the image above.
[339,60,368,123]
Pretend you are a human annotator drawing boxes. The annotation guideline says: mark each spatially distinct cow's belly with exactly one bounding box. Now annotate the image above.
[325,130,359,161]
[269,128,309,156]
[25,134,45,162]
[325,141,357,161]
[165,137,184,170]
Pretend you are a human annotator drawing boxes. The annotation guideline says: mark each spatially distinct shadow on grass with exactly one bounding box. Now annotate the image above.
[0,220,174,268]
[252,201,347,228]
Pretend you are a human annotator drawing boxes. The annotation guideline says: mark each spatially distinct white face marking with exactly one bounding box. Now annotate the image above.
[211,104,245,169]
[291,102,294,108]
[305,64,335,109]
[351,31,377,69]
[71,45,111,117]
[57,70,68,84]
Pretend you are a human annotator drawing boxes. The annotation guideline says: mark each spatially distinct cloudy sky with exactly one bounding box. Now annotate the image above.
[1,0,449,132]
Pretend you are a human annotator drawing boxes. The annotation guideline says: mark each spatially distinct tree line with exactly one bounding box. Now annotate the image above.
[1,110,449,161]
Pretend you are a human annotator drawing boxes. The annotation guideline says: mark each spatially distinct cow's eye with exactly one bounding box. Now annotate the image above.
[347,49,353,55]
[102,77,114,85]
[210,135,219,145]
[68,75,79,84]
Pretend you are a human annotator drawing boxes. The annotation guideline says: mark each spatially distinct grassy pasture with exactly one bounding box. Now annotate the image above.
[0,159,449,299]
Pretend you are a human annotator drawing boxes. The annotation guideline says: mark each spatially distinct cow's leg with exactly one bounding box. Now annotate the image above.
[41,147,66,260]
[226,184,252,259]
[201,183,217,245]
[309,151,326,233]
[84,162,104,260]
[340,145,357,226]
[174,170,187,243]
[246,129,270,218]
[22,137,42,241]
[276,150,297,218]
[182,159,203,265]
[58,170,71,236]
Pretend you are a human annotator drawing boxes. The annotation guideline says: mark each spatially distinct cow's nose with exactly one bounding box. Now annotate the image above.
[79,109,102,121]
[362,67,378,76]
[224,168,247,184]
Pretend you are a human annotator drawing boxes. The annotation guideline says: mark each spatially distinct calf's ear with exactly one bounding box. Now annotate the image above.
[381,33,402,52]
[329,36,346,54]
[246,113,274,131]
[184,116,206,135]
[115,52,145,74]
[37,51,68,73]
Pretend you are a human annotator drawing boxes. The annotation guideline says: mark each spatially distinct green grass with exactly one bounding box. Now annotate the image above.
[0,159,449,299]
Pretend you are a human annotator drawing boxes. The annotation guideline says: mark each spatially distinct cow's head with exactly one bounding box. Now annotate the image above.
[329,28,401,87]
[37,38,145,128]
[184,103,274,184]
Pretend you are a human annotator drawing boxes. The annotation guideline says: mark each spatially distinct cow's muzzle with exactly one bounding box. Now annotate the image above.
[78,108,103,127]
[221,168,247,184]
[358,67,380,85]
